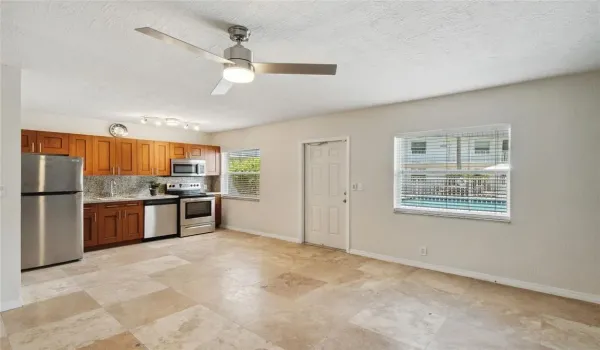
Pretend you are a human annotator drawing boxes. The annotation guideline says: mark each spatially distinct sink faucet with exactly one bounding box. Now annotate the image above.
[110,180,117,197]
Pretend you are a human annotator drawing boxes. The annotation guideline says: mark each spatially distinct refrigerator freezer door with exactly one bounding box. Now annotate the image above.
[21,192,83,269]
[22,154,83,193]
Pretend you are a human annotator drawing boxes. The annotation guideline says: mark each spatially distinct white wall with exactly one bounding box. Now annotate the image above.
[211,71,600,299]
[21,113,211,144]
[0,65,22,311]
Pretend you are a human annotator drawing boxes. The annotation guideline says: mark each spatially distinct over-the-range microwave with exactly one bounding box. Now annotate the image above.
[170,159,206,177]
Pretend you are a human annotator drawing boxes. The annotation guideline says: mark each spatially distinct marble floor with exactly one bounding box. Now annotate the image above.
[2,230,599,350]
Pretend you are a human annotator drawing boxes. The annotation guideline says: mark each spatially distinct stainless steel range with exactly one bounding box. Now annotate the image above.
[166,183,215,237]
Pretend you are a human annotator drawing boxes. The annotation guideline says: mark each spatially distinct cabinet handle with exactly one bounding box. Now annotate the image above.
[125,203,138,206]
[105,205,120,208]
[39,142,42,153]
[93,213,97,222]
[118,166,121,175]
[123,210,126,218]
[31,143,34,152]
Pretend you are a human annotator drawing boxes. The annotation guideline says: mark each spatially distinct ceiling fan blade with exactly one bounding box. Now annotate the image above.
[135,27,233,64]
[253,63,337,75]
[211,78,233,95]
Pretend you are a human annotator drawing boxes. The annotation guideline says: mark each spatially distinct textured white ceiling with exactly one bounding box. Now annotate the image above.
[2,1,599,132]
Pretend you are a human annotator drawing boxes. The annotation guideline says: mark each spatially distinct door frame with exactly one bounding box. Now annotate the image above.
[299,136,351,252]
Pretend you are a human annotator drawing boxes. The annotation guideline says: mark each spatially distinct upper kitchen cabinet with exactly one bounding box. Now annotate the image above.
[188,144,203,158]
[170,143,187,159]
[116,138,137,175]
[69,134,94,176]
[21,130,37,153]
[137,140,155,176]
[92,136,117,175]
[21,130,69,155]
[154,141,171,176]
[204,146,221,176]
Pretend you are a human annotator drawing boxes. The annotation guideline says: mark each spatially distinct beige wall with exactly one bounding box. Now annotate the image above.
[211,71,600,298]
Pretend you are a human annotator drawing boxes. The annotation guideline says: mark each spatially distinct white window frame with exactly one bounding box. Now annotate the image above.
[221,149,261,201]
[393,124,511,222]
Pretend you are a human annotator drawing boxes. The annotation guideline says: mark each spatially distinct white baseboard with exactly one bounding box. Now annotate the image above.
[222,226,303,244]
[349,249,600,305]
[1,297,23,312]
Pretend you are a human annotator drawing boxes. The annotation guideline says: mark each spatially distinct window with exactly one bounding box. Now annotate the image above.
[222,149,261,200]
[394,125,510,221]
[411,141,426,154]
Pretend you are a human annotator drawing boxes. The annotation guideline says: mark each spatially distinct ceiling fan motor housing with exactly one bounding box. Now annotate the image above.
[224,44,254,71]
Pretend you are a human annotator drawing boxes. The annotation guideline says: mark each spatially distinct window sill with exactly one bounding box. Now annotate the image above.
[222,195,259,202]
[394,207,510,222]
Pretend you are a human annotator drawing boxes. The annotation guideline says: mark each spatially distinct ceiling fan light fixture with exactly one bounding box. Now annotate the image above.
[154,119,162,126]
[193,125,200,131]
[141,117,148,124]
[223,65,254,83]
[165,118,180,126]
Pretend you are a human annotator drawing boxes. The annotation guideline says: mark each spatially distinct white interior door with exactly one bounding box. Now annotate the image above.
[304,140,347,249]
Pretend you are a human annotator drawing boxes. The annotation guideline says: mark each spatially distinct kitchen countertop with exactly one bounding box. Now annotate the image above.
[84,194,179,204]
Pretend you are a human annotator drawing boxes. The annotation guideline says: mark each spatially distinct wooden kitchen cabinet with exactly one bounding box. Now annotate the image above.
[83,204,98,248]
[188,144,203,158]
[204,146,221,176]
[154,141,171,176]
[21,130,69,155]
[170,143,187,159]
[137,140,155,175]
[98,205,122,245]
[121,202,144,241]
[93,136,117,175]
[21,130,37,153]
[69,134,94,176]
[116,138,137,175]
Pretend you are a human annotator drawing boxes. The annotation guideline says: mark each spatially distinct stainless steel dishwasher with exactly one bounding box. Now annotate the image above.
[144,198,178,239]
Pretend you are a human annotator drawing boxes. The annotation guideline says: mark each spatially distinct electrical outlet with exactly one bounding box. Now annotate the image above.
[420,246,427,256]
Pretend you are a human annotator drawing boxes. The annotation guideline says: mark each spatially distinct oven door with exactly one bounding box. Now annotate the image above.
[171,160,206,177]
[180,197,215,226]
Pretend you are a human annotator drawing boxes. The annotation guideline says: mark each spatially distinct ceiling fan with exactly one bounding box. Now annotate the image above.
[135,25,337,95]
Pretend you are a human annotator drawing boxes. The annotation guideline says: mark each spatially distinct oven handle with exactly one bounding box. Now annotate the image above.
[180,197,215,203]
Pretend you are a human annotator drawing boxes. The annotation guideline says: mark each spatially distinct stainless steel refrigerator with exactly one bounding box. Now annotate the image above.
[21,154,84,270]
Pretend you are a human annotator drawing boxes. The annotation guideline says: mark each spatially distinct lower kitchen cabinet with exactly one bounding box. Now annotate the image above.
[83,204,98,248]
[87,201,144,249]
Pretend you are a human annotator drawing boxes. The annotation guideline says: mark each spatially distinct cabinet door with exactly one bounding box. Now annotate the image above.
[21,130,37,153]
[37,131,70,155]
[98,206,122,245]
[204,146,221,176]
[122,203,144,241]
[154,141,171,176]
[188,144,203,158]
[93,136,116,175]
[116,138,138,175]
[83,205,98,248]
[69,134,94,176]
[170,143,187,159]
[215,195,222,227]
[137,140,155,176]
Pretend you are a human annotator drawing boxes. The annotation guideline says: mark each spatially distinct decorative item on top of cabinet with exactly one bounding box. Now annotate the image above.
[83,204,98,248]
[69,134,94,176]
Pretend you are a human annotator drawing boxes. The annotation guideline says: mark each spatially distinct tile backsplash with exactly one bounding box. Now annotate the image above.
[84,176,217,198]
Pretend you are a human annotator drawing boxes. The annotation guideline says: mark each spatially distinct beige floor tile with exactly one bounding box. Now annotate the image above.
[538,314,600,350]
[1,337,12,350]
[73,267,141,289]
[405,269,474,295]
[8,309,123,350]
[293,261,366,285]
[358,259,416,278]
[21,266,69,286]
[315,323,417,350]
[350,296,447,349]
[77,332,147,350]
[427,317,517,350]
[260,272,327,300]
[105,288,197,329]
[1,291,100,335]
[85,276,168,306]
[122,255,190,275]
[20,276,81,305]
[200,323,284,350]
[0,316,6,337]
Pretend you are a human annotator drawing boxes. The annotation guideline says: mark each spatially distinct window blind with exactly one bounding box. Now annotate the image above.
[394,125,510,220]
[222,149,261,199]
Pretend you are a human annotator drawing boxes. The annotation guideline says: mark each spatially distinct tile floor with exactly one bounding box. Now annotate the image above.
[2,230,599,350]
